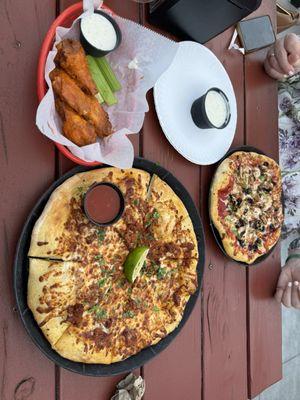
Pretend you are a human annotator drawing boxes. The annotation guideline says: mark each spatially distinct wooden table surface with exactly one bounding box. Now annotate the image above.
[0,0,282,399]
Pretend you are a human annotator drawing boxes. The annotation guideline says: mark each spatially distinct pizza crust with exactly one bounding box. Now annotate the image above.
[28,174,84,259]
[27,259,79,346]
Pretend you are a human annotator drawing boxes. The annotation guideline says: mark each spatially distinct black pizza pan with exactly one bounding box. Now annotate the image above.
[14,157,205,376]
[208,145,282,266]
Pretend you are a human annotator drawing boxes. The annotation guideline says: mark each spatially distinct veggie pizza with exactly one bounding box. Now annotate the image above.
[210,151,283,264]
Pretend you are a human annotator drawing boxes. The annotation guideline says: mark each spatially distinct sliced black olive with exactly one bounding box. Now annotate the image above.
[236,198,242,206]
[247,197,254,205]
[252,220,265,232]
[243,208,248,215]
[263,161,269,167]
[235,218,245,229]
[252,220,259,229]
[238,238,245,247]
[243,188,251,195]
[269,223,275,232]
[249,242,258,251]
[262,187,271,193]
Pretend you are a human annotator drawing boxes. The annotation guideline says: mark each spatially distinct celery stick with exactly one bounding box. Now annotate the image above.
[95,92,104,104]
[86,55,117,106]
[95,56,122,92]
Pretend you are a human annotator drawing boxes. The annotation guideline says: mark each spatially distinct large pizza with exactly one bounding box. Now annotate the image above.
[28,168,198,363]
[210,151,283,264]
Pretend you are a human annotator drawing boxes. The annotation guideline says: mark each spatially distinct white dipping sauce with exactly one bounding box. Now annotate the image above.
[205,90,229,128]
[81,13,117,51]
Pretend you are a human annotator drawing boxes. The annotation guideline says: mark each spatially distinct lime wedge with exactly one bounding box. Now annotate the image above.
[123,246,149,283]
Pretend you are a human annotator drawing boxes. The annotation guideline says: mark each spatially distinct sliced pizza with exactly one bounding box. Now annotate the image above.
[210,151,283,264]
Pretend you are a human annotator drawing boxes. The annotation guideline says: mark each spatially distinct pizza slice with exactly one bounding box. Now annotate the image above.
[28,174,84,260]
[27,259,79,346]
[144,175,198,260]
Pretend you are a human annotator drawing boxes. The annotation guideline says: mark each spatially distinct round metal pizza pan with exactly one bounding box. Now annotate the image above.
[14,157,205,376]
[208,145,282,266]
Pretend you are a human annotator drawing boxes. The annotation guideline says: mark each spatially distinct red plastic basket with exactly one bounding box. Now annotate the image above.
[37,2,114,166]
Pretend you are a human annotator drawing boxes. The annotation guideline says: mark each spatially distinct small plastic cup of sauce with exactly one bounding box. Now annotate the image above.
[80,10,122,57]
[83,183,125,227]
[191,88,231,130]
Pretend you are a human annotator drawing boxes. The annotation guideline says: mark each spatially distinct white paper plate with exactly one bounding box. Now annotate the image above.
[154,41,237,165]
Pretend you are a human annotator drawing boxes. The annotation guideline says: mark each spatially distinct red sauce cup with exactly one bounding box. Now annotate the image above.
[83,183,125,227]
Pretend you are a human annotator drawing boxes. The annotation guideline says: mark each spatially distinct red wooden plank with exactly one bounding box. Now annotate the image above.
[245,1,282,397]
[56,2,142,399]
[141,92,202,400]
[139,5,202,396]
[0,0,57,399]
[200,28,248,400]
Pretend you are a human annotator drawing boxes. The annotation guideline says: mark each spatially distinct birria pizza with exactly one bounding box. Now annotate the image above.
[210,151,283,264]
[28,168,198,363]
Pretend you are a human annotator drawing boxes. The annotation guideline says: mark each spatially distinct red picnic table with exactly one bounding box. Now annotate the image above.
[1,0,282,399]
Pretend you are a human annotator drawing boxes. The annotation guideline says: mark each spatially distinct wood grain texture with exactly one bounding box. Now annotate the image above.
[245,1,282,397]
[139,6,202,398]
[141,93,202,400]
[201,28,248,400]
[0,0,57,399]
[56,2,142,399]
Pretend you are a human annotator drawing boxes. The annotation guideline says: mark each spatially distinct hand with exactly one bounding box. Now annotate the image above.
[275,255,300,308]
[264,33,300,80]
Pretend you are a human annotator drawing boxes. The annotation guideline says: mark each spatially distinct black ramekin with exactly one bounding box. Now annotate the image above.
[80,10,122,57]
[83,182,125,227]
[191,87,231,130]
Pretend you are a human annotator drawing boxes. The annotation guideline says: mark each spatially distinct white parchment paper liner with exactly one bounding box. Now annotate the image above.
[36,0,178,168]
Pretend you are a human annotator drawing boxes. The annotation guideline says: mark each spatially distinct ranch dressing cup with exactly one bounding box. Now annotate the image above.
[80,10,122,57]
[191,88,231,130]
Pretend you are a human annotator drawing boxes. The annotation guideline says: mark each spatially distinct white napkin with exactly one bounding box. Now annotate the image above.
[36,0,178,168]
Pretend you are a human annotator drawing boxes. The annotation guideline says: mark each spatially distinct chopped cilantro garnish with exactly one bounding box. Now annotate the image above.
[157,267,167,280]
[133,199,139,206]
[87,305,107,319]
[153,305,160,312]
[134,298,142,305]
[94,254,105,266]
[145,218,152,228]
[128,287,133,295]
[123,310,135,318]
[87,305,98,313]
[153,209,160,219]
[98,278,106,287]
[145,209,160,228]
[95,309,107,319]
[97,228,106,245]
